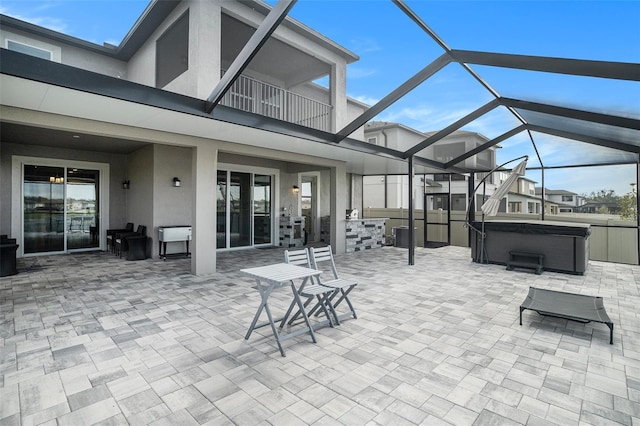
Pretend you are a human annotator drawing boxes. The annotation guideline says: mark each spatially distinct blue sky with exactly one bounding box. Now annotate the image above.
[2,0,639,196]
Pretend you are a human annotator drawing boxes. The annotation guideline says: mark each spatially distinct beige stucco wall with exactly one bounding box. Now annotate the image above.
[126,146,155,253]
[0,28,127,78]
[0,141,127,239]
[152,145,193,255]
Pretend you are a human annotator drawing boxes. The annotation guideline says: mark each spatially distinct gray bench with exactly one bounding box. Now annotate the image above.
[520,287,613,344]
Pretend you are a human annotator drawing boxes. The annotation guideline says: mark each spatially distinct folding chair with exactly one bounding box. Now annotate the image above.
[309,246,358,323]
[282,248,338,329]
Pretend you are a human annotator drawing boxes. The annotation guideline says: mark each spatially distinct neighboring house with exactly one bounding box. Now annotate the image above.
[363,123,500,213]
[0,0,396,274]
[577,202,621,215]
[362,121,547,216]
[535,188,585,213]
[507,177,542,214]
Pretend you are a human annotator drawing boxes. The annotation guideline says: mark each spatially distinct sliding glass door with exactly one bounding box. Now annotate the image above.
[217,169,274,249]
[23,164,100,254]
[66,168,99,250]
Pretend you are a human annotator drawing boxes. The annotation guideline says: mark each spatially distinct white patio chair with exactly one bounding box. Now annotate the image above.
[309,246,358,323]
[282,248,338,329]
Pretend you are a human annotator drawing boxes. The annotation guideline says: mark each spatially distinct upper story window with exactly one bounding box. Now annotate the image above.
[562,195,574,202]
[433,173,465,181]
[156,11,189,88]
[7,39,52,60]
[476,146,492,169]
[367,137,378,145]
[434,142,465,163]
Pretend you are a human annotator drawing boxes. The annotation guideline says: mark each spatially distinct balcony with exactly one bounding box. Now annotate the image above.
[220,72,332,132]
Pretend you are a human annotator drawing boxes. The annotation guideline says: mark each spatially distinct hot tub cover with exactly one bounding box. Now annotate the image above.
[473,220,591,238]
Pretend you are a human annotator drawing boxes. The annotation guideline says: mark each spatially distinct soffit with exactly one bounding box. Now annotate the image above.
[0,74,439,176]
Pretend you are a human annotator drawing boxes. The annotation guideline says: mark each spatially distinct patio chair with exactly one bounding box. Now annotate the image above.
[115,225,146,258]
[309,246,358,323]
[106,222,133,253]
[282,248,338,328]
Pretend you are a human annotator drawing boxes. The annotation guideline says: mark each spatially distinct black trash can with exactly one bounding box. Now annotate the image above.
[1,239,19,277]
[392,226,416,248]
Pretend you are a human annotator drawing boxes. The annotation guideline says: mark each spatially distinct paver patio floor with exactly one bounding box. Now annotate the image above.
[1,245,639,425]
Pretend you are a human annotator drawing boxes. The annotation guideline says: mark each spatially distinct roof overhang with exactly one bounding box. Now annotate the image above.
[0,48,451,176]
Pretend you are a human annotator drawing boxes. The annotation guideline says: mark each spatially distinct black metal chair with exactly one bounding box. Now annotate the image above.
[106,222,133,253]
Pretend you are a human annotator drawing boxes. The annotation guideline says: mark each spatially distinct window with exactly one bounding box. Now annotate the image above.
[562,195,574,202]
[7,40,52,60]
[433,173,465,181]
[434,142,465,163]
[367,137,378,145]
[476,148,492,169]
[509,202,521,213]
[451,194,466,211]
[156,11,189,88]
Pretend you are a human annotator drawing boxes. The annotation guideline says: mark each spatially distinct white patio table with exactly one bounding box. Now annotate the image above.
[241,262,322,357]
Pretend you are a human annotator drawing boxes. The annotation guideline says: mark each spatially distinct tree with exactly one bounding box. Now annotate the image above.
[619,193,638,221]
[583,189,619,203]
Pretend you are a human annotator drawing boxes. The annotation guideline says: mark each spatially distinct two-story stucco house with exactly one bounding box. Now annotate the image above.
[363,122,500,213]
[0,0,424,274]
[535,188,584,213]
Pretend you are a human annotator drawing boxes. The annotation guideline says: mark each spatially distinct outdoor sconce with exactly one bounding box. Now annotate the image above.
[122,180,130,190]
[292,185,299,194]
[173,177,181,187]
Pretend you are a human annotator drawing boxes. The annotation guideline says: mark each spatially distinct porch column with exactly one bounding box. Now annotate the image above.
[194,1,222,99]
[330,62,347,133]
[330,163,347,254]
[191,143,217,274]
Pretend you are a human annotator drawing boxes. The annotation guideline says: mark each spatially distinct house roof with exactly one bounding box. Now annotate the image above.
[0,0,359,63]
[535,188,579,196]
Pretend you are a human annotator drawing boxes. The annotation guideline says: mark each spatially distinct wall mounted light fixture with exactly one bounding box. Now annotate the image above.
[123,180,130,189]
[292,185,299,194]
[173,177,181,187]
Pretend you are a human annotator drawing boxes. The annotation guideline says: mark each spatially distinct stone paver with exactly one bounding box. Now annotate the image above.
[1,245,639,424]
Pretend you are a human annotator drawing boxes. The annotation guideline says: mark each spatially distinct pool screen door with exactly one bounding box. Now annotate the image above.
[424,192,450,247]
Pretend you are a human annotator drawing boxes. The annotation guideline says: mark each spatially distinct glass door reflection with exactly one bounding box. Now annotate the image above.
[253,175,271,245]
[230,172,251,248]
[23,165,65,253]
[66,168,99,250]
[216,171,227,248]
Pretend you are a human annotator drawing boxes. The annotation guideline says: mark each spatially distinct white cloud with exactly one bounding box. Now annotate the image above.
[348,37,381,54]
[347,66,377,79]
[0,5,68,33]
[350,95,380,106]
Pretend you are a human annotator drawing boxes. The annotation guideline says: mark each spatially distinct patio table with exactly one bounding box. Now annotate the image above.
[242,263,322,356]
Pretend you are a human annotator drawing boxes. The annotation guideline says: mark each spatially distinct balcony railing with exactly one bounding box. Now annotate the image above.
[220,72,332,132]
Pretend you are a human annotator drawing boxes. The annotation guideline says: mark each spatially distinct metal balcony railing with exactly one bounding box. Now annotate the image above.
[220,72,332,132]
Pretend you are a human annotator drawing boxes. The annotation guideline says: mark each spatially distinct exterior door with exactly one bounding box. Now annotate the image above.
[216,169,274,249]
[424,192,450,247]
[23,164,100,254]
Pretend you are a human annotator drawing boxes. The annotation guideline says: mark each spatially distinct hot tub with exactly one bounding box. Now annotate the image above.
[471,220,591,275]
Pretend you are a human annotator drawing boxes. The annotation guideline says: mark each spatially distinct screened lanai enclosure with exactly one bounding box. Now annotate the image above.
[3,0,636,266]
[206,0,639,265]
